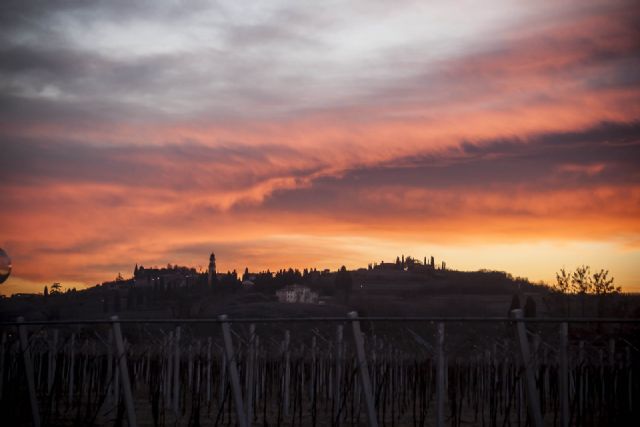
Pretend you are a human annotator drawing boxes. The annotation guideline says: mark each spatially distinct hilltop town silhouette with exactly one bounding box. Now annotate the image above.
[2,251,637,323]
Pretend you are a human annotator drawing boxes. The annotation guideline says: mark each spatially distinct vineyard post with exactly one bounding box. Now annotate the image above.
[246,323,256,424]
[559,322,569,427]
[311,335,317,400]
[371,335,377,389]
[173,326,181,418]
[626,346,632,411]
[348,311,379,427]
[436,322,445,427]
[599,349,604,403]
[300,342,305,408]
[0,331,6,400]
[68,333,75,404]
[18,317,41,427]
[81,339,88,395]
[107,329,114,409]
[114,343,120,407]
[196,341,202,393]
[165,333,172,405]
[255,335,261,403]
[219,314,248,427]
[218,343,226,405]
[284,329,291,417]
[578,340,584,420]
[188,344,193,389]
[110,315,138,427]
[511,309,543,427]
[145,345,151,384]
[45,331,53,394]
[207,337,212,403]
[335,325,343,413]
[47,330,58,393]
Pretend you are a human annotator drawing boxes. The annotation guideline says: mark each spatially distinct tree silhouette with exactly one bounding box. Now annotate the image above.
[554,268,571,316]
[554,268,570,293]
[571,265,591,316]
[570,265,592,295]
[554,266,622,317]
[51,282,62,294]
[592,269,620,317]
[592,269,619,295]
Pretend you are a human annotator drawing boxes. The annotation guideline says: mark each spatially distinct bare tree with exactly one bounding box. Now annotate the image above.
[554,268,571,316]
[591,269,619,295]
[571,265,592,316]
[591,269,620,317]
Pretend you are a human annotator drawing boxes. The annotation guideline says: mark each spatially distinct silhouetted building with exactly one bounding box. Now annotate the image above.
[132,264,197,289]
[375,262,399,271]
[374,255,438,272]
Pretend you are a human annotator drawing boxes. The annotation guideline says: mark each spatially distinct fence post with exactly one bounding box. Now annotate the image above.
[110,315,137,427]
[218,344,227,405]
[436,322,445,427]
[335,324,343,413]
[348,311,378,427]
[47,330,58,394]
[18,317,41,427]
[165,332,172,406]
[284,329,291,417]
[0,331,6,400]
[207,337,212,403]
[311,335,317,400]
[173,326,181,418]
[219,315,248,427]
[511,309,543,427]
[559,322,569,427]
[246,323,256,424]
[107,329,114,409]
[68,333,75,404]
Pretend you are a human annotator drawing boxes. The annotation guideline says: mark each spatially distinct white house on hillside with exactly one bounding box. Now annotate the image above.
[276,284,318,304]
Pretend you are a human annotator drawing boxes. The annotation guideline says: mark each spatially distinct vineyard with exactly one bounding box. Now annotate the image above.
[0,311,638,427]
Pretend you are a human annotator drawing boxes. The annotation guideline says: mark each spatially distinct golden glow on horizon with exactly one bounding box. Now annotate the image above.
[2,236,639,295]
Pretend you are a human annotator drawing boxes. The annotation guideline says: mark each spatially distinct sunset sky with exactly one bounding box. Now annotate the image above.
[1,0,639,295]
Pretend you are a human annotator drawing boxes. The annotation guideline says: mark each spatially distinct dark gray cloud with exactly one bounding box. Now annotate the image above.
[0,136,318,193]
[2,121,638,212]
[260,121,640,214]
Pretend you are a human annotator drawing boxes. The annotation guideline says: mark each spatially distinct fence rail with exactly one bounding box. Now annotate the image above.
[2,316,639,326]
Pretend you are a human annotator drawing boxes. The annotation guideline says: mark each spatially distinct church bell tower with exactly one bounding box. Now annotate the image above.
[207,252,217,287]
